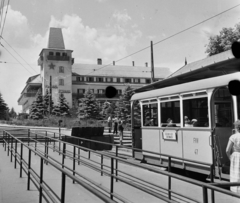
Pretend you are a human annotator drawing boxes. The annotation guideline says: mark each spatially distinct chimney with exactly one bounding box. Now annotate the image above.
[97,58,102,65]
[145,62,148,67]
[113,61,115,66]
[132,61,135,66]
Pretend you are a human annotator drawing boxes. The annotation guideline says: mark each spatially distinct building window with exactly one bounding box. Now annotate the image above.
[49,52,54,56]
[76,77,84,82]
[96,77,103,82]
[62,53,67,56]
[146,79,151,84]
[56,52,61,56]
[59,66,64,73]
[134,78,140,83]
[87,77,94,82]
[98,89,105,94]
[106,78,112,82]
[59,79,64,86]
[113,78,117,82]
[118,89,122,94]
[117,78,120,83]
[125,78,131,83]
[77,89,85,94]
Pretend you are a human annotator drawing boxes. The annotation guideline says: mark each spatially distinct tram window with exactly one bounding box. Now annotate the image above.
[183,97,208,127]
[143,103,158,126]
[161,101,180,126]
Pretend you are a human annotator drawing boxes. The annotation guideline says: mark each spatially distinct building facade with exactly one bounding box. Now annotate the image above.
[18,28,171,113]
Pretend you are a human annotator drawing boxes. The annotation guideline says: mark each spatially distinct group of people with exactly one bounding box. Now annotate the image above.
[107,115,124,145]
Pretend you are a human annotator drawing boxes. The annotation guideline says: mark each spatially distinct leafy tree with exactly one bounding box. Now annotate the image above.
[9,107,17,119]
[78,89,101,119]
[43,89,54,116]
[205,23,240,56]
[0,92,9,120]
[52,93,70,117]
[29,91,44,120]
[115,85,134,123]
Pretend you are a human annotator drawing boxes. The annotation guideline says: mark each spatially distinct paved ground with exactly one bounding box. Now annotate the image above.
[0,125,240,203]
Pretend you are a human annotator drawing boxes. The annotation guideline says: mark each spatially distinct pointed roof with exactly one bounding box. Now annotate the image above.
[47,27,65,49]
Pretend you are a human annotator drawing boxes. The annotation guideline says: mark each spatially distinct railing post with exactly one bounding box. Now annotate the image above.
[78,141,80,165]
[46,138,49,165]
[115,146,118,182]
[73,146,76,184]
[28,129,30,146]
[35,133,37,155]
[14,139,17,169]
[20,143,23,178]
[53,133,56,152]
[168,157,172,200]
[2,131,4,147]
[39,158,44,203]
[202,186,208,203]
[4,132,6,151]
[7,134,9,156]
[110,157,114,200]
[62,143,66,169]
[11,137,13,162]
[27,149,31,190]
[59,128,61,155]
[61,172,66,203]
[101,155,103,176]
[210,165,215,203]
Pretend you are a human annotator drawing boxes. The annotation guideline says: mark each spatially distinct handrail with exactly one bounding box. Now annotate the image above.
[3,131,117,203]
[3,129,240,203]
[27,130,240,196]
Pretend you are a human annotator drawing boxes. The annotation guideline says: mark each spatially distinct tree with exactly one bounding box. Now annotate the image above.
[29,91,44,120]
[9,107,17,119]
[205,23,240,56]
[52,93,70,117]
[0,92,9,120]
[78,89,101,119]
[115,85,134,123]
[43,89,53,116]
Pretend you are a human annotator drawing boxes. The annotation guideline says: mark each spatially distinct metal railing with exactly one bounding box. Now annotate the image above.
[2,129,240,203]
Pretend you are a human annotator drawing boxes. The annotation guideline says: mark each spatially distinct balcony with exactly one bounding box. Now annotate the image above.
[47,55,70,61]
[72,93,121,99]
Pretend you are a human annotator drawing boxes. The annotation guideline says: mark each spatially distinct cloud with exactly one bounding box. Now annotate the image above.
[113,10,131,24]
[95,0,108,2]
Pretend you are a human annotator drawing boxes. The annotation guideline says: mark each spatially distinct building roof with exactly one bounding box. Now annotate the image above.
[72,63,171,79]
[47,27,65,49]
[134,50,240,93]
[167,50,234,78]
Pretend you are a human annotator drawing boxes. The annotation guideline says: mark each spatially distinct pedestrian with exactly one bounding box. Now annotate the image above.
[107,115,112,133]
[226,120,240,193]
[113,116,118,135]
[118,118,124,145]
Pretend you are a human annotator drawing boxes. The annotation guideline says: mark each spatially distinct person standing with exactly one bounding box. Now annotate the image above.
[118,118,124,145]
[113,116,118,135]
[107,115,112,133]
[226,120,240,193]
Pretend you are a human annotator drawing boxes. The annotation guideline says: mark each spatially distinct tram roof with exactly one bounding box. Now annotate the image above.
[131,72,240,101]
[134,50,240,93]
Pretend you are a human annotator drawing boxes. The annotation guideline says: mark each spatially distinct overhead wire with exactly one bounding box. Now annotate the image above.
[83,3,240,76]
[0,0,10,37]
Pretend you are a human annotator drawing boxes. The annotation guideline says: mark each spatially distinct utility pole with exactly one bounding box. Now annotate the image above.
[151,41,155,83]
[49,76,52,114]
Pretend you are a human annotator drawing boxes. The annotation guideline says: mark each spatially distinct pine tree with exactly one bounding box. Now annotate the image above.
[101,101,110,119]
[115,86,134,123]
[52,93,70,117]
[0,92,9,120]
[43,89,54,116]
[29,91,44,120]
[9,107,17,119]
[78,89,101,119]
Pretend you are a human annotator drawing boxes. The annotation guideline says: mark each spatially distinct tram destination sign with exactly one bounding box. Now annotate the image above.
[162,130,177,141]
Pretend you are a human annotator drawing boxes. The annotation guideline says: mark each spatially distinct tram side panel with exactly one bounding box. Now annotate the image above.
[182,130,213,168]
[160,129,183,164]
[142,129,160,158]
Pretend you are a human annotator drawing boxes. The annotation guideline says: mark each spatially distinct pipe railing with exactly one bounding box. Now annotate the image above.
[3,129,240,203]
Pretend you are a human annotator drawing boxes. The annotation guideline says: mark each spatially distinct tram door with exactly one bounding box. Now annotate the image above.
[211,87,233,175]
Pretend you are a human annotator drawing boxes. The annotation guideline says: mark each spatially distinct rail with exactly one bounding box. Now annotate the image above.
[2,129,240,203]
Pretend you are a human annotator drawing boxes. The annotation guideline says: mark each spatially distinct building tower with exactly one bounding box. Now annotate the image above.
[38,27,74,108]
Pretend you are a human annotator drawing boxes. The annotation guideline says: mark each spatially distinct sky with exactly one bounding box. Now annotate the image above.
[0,0,240,113]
